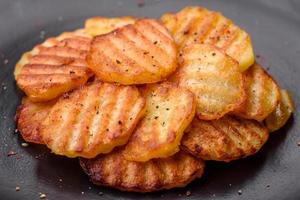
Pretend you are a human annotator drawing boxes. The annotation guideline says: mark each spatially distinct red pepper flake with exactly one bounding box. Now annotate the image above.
[7,151,17,157]
[137,0,145,7]
[256,54,266,64]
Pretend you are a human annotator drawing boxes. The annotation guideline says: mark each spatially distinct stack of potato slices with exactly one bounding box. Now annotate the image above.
[14,6,294,193]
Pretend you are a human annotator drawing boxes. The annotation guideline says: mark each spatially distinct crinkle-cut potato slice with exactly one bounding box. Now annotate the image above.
[123,82,196,162]
[171,43,245,120]
[87,19,177,85]
[233,63,280,122]
[80,149,205,192]
[182,116,269,162]
[15,29,93,102]
[15,97,56,144]
[84,16,136,36]
[161,6,254,71]
[41,81,146,158]
[265,89,294,132]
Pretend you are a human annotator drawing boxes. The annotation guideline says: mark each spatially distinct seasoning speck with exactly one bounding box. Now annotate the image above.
[266,184,270,188]
[58,16,63,21]
[116,59,121,64]
[21,142,29,147]
[154,116,159,120]
[59,178,63,182]
[15,186,20,191]
[137,0,145,7]
[39,193,46,199]
[81,191,85,195]
[14,129,18,133]
[153,41,158,45]
[40,30,46,39]
[186,190,191,196]
[7,151,17,157]
[297,141,300,146]
[118,121,122,125]
[238,189,242,195]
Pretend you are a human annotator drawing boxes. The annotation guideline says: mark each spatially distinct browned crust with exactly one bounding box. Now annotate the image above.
[15,97,56,144]
[182,115,269,162]
[79,149,205,192]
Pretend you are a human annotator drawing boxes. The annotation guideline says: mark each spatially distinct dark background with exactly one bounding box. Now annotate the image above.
[0,0,299,199]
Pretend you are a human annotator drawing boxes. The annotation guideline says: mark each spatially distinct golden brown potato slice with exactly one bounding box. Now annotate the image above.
[41,81,146,158]
[161,6,254,71]
[80,149,205,192]
[15,29,93,102]
[15,97,56,144]
[85,16,136,36]
[182,116,269,162]
[233,64,280,121]
[171,43,245,120]
[87,19,177,85]
[123,82,196,162]
[265,89,294,132]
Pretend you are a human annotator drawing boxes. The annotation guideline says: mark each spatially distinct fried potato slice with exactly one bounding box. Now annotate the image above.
[15,97,56,144]
[80,149,205,192]
[233,63,280,121]
[161,6,254,71]
[265,89,294,132]
[41,81,146,158]
[123,82,196,162]
[85,16,136,36]
[171,43,245,120]
[182,116,269,162]
[15,29,93,102]
[87,19,177,85]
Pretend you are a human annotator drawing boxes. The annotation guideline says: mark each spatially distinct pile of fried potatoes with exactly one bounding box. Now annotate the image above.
[14,6,294,192]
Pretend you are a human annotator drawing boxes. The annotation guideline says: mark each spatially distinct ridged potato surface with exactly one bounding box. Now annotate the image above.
[182,116,269,162]
[85,16,136,36]
[172,43,245,120]
[15,97,56,144]
[123,82,196,162]
[41,81,146,158]
[265,89,294,132]
[80,149,205,192]
[233,64,280,121]
[15,29,93,102]
[87,19,177,84]
[161,6,254,71]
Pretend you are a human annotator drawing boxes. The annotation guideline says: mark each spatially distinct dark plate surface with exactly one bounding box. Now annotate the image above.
[0,0,300,199]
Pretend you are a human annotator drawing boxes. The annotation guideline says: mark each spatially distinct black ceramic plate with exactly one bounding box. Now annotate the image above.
[0,0,299,199]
